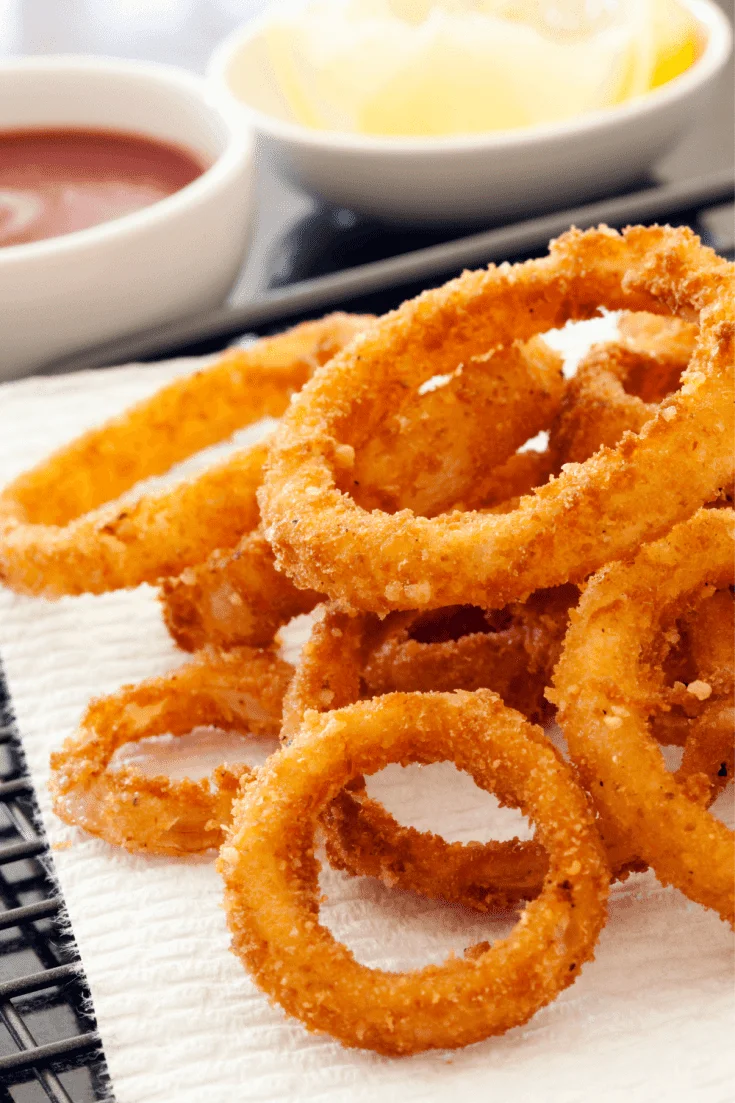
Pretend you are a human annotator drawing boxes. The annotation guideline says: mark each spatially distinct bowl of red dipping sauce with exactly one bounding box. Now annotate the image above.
[0,56,254,378]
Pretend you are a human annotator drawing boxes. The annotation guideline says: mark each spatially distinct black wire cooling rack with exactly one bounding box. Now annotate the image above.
[0,666,109,1103]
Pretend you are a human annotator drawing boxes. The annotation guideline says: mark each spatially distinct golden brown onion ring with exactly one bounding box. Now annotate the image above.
[260,225,734,614]
[50,647,293,856]
[550,508,734,925]
[220,689,609,1055]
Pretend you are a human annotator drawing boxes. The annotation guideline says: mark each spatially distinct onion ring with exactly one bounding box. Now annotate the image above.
[220,689,609,1055]
[50,647,293,855]
[550,508,734,924]
[260,225,734,614]
[282,605,552,913]
[0,313,371,597]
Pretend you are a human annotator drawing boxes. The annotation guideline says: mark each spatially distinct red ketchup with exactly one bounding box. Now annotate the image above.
[0,128,207,248]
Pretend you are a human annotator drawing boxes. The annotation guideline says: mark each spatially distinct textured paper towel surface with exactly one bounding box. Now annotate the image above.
[0,325,733,1103]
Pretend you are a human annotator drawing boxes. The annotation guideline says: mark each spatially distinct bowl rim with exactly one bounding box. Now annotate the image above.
[207,0,732,156]
[0,55,253,265]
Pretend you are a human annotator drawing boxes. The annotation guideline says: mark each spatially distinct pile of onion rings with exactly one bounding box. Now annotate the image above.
[0,223,730,1056]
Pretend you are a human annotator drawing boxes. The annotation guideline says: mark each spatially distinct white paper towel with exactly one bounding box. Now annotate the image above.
[0,329,733,1103]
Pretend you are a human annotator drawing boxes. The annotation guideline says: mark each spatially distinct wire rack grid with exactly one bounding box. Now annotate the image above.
[0,668,110,1102]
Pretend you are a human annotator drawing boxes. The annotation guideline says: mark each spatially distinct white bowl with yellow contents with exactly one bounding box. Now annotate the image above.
[208,0,731,226]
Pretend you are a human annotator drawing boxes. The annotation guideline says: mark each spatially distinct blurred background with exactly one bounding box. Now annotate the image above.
[0,1,265,70]
[2,0,732,303]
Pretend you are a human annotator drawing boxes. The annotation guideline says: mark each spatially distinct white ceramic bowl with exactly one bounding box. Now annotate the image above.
[208,0,731,227]
[0,57,254,379]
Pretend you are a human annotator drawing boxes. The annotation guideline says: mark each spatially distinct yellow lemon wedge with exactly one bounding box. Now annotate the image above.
[262,0,702,138]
